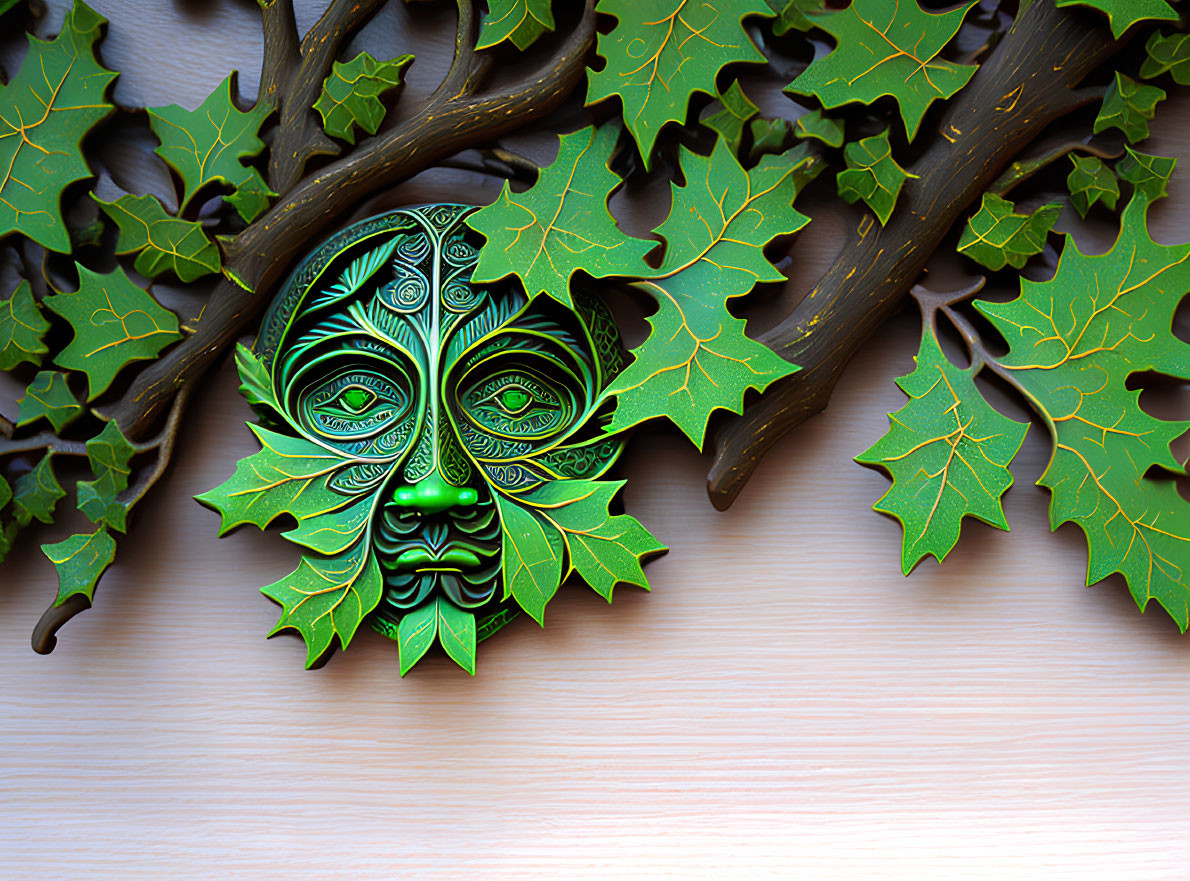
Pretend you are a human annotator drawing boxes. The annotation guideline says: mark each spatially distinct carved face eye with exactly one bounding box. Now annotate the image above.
[460,368,575,440]
[300,367,412,441]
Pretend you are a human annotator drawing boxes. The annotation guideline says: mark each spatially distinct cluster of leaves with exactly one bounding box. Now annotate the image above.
[0,0,414,627]
[860,14,1190,628]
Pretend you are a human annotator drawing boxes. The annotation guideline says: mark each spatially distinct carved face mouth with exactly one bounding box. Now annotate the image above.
[374,490,502,610]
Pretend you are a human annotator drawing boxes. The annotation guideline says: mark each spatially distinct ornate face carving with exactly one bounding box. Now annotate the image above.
[218,204,660,671]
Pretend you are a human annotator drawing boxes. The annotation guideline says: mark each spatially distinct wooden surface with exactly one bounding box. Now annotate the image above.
[2,3,1189,878]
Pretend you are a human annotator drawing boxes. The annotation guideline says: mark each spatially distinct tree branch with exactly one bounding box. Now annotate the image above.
[102,2,598,441]
[256,0,300,109]
[706,0,1122,510]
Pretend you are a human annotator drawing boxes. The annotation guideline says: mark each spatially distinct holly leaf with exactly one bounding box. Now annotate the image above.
[837,129,917,226]
[1093,72,1165,144]
[495,493,565,624]
[602,141,812,446]
[586,0,773,168]
[262,541,383,668]
[767,0,825,34]
[45,264,181,399]
[957,193,1060,271]
[16,371,82,432]
[94,193,221,282]
[794,108,844,148]
[0,2,117,252]
[476,0,555,51]
[0,281,49,370]
[976,197,1190,628]
[857,330,1028,574]
[76,421,135,533]
[704,80,759,156]
[467,124,653,307]
[313,51,413,145]
[12,453,64,526]
[1054,0,1178,39]
[786,0,977,141]
[148,73,274,222]
[1067,154,1119,218]
[529,479,666,600]
[1116,146,1176,203]
[41,528,116,606]
[436,598,477,675]
[194,423,353,536]
[1140,30,1190,84]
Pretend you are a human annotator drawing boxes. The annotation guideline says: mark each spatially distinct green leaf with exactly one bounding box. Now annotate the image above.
[313,51,413,145]
[1116,146,1176,203]
[0,474,10,511]
[467,123,653,307]
[41,528,116,606]
[476,0,555,51]
[1066,154,1119,218]
[794,108,844,148]
[0,0,26,16]
[956,193,1060,271]
[262,542,383,668]
[602,141,811,446]
[786,0,977,141]
[194,423,352,536]
[436,598,477,675]
[12,453,65,526]
[856,330,1028,574]
[397,599,437,675]
[529,479,666,600]
[495,493,565,624]
[1054,0,1178,39]
[836,129,917,226]
[1140,30,1190,84]
[748,117,796,163]
[586,0,773,168]
[704,80,759,156]
[148,73,274,222]
[16,370,82,432]
[76,421,135,533]
[0,2,116,252]
[0,281,49,370]
[976,197,1190,629]
[94,193,221,282]
[767,0,825,34]
[45,265,181,399]
[234,342,278,412]
[1093,72,1165,144]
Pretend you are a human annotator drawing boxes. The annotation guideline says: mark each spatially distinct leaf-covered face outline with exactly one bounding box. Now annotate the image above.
[203,205,664,673]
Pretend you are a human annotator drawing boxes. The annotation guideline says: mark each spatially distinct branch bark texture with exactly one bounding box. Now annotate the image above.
[706,0,1122,510]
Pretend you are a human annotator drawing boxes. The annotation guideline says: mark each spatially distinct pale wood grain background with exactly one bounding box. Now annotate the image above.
[1,2,1189,878]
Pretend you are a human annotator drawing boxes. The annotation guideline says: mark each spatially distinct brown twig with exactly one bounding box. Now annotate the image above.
[706,0,1122,510]
[0,433,87,457]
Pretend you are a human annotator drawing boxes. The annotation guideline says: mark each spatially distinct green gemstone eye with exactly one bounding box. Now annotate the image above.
[498,387,530,413]
[339,387,376,413]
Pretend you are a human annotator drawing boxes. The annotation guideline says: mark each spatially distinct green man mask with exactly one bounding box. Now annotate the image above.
[200,205,664,673]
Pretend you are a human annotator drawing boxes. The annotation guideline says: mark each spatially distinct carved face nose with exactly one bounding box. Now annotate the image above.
[389,469,478,515]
